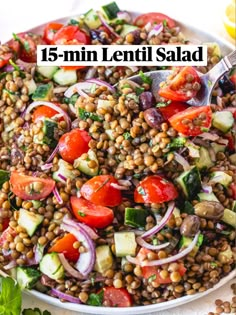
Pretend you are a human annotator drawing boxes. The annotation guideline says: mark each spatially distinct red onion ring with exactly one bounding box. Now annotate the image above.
[63,216,99,240]
[45,143,59,164]
[174,152,190,171]
[53,186,63,204]
[50,288,82,304]
[97,13,121,39]
[136,237,170,251]
[86,78,116,93]
[40,163,53,171]
[58,253,85,280]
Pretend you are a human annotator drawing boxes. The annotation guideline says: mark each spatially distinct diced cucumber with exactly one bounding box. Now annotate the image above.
[84,9,102,29]
[97,99,116,109]
[173,207,181,218]
[212,111,234,133]
[36,66,59,79]
[31,200,42,209]
[114,231,137,257]
[53,69,77,86]
[23,78,37,95]
[17,209,43,237]
[222,208,236,228]
[94,245,113,273]
[176,166,201,199]
[16,267,41,289]
[209,171,232,187]
[124,207,149,228]
[39,253,64,280]
[198,192,219,202]
[179,233,203,257]
[34,118,58,149]
[101,2,120,20]
[74,149,99,176]
[229,153,236,165]
[105,129,115,140]
[195,146,213,170]
[120,24,139,37]
[211,143,226,154]
[53,159,76,183]
[32,83,53,101]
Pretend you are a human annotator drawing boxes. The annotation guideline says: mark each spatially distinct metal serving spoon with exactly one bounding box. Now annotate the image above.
[127,49,236,106]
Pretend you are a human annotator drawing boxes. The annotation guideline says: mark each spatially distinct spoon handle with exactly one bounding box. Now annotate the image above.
[224,50,236,68]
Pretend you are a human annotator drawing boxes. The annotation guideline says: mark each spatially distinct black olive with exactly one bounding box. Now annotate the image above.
[143,108,165,129]
[90,30,108,45]
[180,215,200,237]
[130,30,142,44]
[218,75,235,94]
[139,91,156,110]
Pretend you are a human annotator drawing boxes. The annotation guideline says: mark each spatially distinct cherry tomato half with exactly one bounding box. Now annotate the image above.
[10,171,55,200]
[102,287,132,307]
[230,183,236,200]
[32,105,60,123]
[159,67,201,102]
[0,52,13,68]
[70,196,114,229]
[48,233,79,262]
[80,175,122,207]
[169,106,212,136]
[134,12,176,28]
[159,101,189,120]
[52,25,91,45]
[58,129,91,164]
[134,175,178,204]
[43,23,63,44]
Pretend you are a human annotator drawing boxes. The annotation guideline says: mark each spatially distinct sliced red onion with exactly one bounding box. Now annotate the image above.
[217,138,229,145]
[117,11,132,23]
[198,133,219,141]
[97,13,121,39]
[117,179,132,187]
[58,173,67,183]
[53,187,63,205]
[64,82,94,98]
[147,23,163,40]
[201,183,213,194]
[3,260,17,270]
[50,288,82,304]
[141,202,175,239]
[24,101,71,131]
[144,22,152,32]
[53,86,68,94]
[81,276,105,285]
[40,163,53,171]
[45,143,59,163]
[185,141,200,158]
[110,183,129,190]
[136,237,170,250]
[86,78,116,93]
[216,222,226,231]
[63,216,99,240]
[61,222,95,276]
[2,248,11,257]
[58,253,85,280]
[125,255,141,265]
[140,232,200,267]
[174,152,190,171]
[85,67,97,80]
[216,96,223,107]
[34,243,45,264]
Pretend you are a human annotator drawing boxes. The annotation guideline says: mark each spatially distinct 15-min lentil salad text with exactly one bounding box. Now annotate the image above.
[0,1,235,310]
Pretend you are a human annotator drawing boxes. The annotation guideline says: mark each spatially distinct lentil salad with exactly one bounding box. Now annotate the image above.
[0,1,236,311]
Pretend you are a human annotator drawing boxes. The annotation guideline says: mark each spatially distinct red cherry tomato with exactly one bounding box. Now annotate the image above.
[225,132,235,152]
[134,175,178,204]
[58,129,91,164]
[169,106,212,136]
[70,196,114,229]
[32,105,60,123]
[43,23,63,44]
[102,287,132,307]
[0,52,13,68]
[52,25,91,45]
[9,171,55,200]
[81,175,122,207]
[159,67,201,102]
[1,218,10,231]
[230,183,236,200]
[159,101,189,120]
[134,12,176,28]
[9,32,45,62]
[48,233,79,262]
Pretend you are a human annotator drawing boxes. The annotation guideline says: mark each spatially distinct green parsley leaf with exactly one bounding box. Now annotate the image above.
[200,127,209,132]
[156,102,169,108]
[68,19,79,26]
[78,211,86,217]
[152,238,159,245]
[79,108,103,122]
[167,137,186,149]
[137,186,146,196]
[63,93,78,106]
[0,72,7,80]
[196,234,204,247]
[133,173,141,179]
[148,274,156,283]
[12,33,20,41]
[0,276,22,315]
[139,71,152,85]
[135,86,145,96]
[23,40,30,52]
[123,132,131,140]
[0,170,10,189]
[162,19,167,27]
[87,290,104,306]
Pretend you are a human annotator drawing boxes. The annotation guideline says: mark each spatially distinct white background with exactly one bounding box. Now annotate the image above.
[0,0,235,314]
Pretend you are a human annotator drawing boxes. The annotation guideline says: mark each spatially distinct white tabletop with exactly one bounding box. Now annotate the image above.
[1,0,235,314]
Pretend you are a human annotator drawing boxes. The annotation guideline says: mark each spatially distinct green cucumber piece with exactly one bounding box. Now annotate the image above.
[24,78,37,95]
[176,166,201,199]
[32,83,53,101]
[84,9,102,29]
[209,171,232,187]
[94,245,113,273]
[37,66,59,79]
[39,253,64,280]
[53,69,77,86]
[120,24,138,37]
[212,111,234,133]
[101,2,120,20]
[198,192,219,202]
[195,146,214,170]
[124,207,148,228]
[74,149,99,176]
[114,231,137,257]
[53,159,76,183]
[16,267,41,289]
[211,143,226,154]
[222,208,236,228]
[17,209,43,237]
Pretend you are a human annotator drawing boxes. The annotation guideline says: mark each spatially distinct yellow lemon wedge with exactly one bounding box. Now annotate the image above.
[223,1,236,39]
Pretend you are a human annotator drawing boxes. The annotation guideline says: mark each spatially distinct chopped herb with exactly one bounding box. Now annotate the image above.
[139,70,152,85]
[90,276,95,286]
[152,238,159,245]
[12,33,20,41]
[8,191,20,211]
[9,59,25,78]
[183,201,194,214]
[200,127,209,132]
[156,102,169,108]
[137,186,146,196]
[95,178,110,192]
[123,132,131,140]
[78,211,86,217]
[133,173,141,179]
[135,86,145,95]
[121,84,131,89]
[210,262,218,268]
[161,66,167,70]
[68,19,79,26]
[23,40,30,52]
[63,93,78,105]
[79,108,103,122]
[87,290,104,306]
[115,19,125,25]
[196,233,204,247]
[0,170,10,188]
[148,274,156,283]
[167,137,186,149]
[162,19,167,27]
